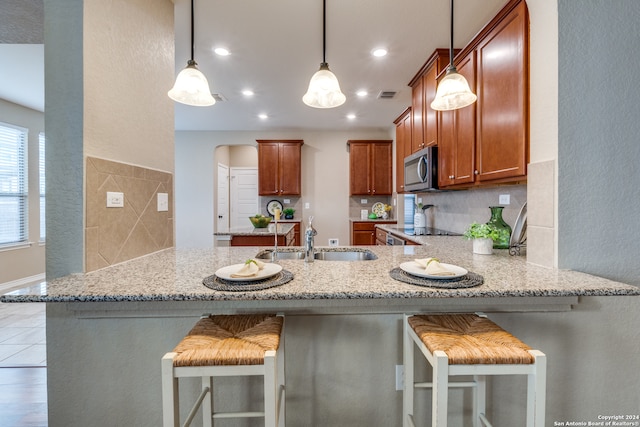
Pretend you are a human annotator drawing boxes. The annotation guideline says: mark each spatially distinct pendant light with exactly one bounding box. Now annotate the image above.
[430,0,477,111]
[302,0,346,108]
[168,0,215,107]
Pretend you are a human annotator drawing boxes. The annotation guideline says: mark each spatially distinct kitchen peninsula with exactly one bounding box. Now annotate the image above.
[2,242,637,426]
[214,222,295,247]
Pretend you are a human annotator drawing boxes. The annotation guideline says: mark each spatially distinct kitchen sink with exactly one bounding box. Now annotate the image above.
[255,248,377,261]
[312,250,377,261]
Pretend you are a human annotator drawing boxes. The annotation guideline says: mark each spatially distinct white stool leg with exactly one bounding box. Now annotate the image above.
[161,353,179,427]
[277,334,286,427]
[432,350,449,427]
[264,350,277,427]
[201,376,212,427]
[474,375,487,427]
[403,315,415,427]
[528,350,546,427]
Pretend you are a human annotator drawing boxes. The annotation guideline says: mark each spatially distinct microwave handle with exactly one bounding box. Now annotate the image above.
[417,155,428,183]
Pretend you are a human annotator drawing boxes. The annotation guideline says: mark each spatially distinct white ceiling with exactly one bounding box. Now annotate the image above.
[0,0,507,131]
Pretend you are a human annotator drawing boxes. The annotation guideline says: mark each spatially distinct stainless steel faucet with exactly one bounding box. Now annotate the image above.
[304,216,317,263]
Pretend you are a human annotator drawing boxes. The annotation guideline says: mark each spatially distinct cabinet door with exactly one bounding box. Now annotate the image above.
[258,142,280,195]
[452,52,476,185]
[278,142,302,195]
[476,0,528,182]
[349,143,371,195]
[410,78,424,153]
[423,65,438,147]
[395,110,412,193]
[371,142,392,195]
[437,52,476,187]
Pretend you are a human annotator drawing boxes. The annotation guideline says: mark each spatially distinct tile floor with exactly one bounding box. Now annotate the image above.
[0,301,46,368]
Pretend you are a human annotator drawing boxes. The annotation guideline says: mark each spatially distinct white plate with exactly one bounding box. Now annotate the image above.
[215,262,283,282]
[399,261,468,280]
[510,202,527,247]
[372,202,385,217]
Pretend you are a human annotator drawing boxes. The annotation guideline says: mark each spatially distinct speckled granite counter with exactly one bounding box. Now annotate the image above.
[2,240,637,304]
[213,222,294,236]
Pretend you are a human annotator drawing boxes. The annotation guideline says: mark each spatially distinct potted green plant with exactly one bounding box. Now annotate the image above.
[463,222,509,254]
[283,208,295,219]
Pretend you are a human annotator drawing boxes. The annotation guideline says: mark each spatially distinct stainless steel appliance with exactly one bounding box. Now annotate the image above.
[386,233,406,245]
[404,147,438,192]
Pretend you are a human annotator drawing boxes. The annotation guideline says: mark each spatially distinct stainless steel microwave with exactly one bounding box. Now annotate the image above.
[404,146,438,192]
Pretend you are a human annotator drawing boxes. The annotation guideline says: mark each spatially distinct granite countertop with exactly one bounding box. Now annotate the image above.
[349,217,397,222]
[214,223,294,236]
[377,224,461,243]
[2,239,637,303]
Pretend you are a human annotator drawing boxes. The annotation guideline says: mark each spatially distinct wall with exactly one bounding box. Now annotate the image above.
[557,0,640,286]
[85,157,173,272]
[175,129,393,249]
[44,0,175,279]
[0,99,45,287]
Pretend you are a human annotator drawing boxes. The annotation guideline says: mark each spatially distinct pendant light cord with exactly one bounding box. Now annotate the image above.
[322,0,327,64]
[190,0,195,62]
[448,0,456,72]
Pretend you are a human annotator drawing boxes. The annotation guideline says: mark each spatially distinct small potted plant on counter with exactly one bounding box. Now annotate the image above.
[283,208,295,219]
[463,222,509,254]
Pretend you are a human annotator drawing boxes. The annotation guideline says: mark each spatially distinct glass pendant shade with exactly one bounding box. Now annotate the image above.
[430,68,477,111]
[302,63,346,108]
[168,60,215,107]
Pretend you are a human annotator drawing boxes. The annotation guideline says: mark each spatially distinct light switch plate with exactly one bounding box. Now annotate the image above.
[361,199,368,204]
[304,202,310,209]
[157,193,169,212]
[499,194,510,205]
[328,238,339,247]
[106,192,124,208]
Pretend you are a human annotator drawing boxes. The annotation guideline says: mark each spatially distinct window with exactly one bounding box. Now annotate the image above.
[0,122,28,246]
[404,194,416,227]
[39,132,45,242]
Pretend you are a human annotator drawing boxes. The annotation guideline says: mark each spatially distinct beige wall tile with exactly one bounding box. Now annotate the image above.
[85,157,174,271]
[527,160,555,228]
[526,225,555,268]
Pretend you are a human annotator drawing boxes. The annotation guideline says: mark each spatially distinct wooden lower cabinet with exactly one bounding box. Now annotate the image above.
[375,228,387,245]
[230,227,295,247]
[351,221,396,246]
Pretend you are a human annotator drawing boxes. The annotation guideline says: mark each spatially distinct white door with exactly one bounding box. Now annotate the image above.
[216,164,229,232]
[230,167,258,229]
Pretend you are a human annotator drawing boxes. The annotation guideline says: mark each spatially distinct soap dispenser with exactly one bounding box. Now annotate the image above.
[414,204,433,234]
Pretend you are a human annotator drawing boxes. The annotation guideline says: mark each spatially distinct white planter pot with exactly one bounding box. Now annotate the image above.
[473,238,494,255]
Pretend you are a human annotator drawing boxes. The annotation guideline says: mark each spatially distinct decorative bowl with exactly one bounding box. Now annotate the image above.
[249,216,272,228]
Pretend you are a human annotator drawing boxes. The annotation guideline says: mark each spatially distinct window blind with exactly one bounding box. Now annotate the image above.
[0,122,28,246]
[39,132,45,241]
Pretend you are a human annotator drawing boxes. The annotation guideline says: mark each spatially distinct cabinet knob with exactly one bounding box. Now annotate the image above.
[449,175,454,179]
[372,189,376,194]
[474,170,479,175]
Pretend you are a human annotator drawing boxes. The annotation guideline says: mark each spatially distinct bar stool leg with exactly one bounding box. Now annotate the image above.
[403,315,415,427]
[277,333,286,427]
[474,375,487,427]
[161,352,179,427]
[201,377,212,427]
[528,350,546,427]
[264,350,277,427]
[432,350,449,427]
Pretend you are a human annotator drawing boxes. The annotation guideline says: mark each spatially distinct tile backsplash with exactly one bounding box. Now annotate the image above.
[85,157,173,272]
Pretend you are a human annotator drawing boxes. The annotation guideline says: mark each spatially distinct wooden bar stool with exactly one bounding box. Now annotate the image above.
[162,314,285,427]
[403,313,546,427]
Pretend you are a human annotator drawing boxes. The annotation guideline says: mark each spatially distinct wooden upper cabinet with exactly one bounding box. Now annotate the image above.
[439,51,477,188]
[348,140,393,196]
[409,49,453,154]
[475,0,528,182]
[256,140,303,196]
[394,107,411,193]
[410,77,424,153]
[436,0,529,189]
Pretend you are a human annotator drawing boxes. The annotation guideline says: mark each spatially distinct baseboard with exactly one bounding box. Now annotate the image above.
[0,274,45,294]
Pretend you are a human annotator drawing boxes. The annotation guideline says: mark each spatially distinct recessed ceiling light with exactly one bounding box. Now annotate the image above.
[258,113,268,120]
[356,90,368,97]
[372,48,388,57]
[242,90,254,97]
[347,113,356,120]
[214,47,230,56]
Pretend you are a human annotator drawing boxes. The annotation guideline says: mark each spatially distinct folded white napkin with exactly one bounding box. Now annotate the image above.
[231,259,266,278]
[414,258,456,276]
